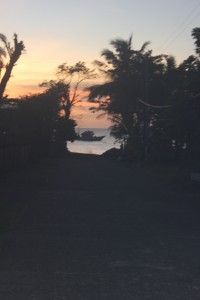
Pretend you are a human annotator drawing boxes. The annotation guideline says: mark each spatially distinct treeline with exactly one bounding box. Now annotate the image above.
[0,82,77,171]
[0,29,200,169]
[88,28,200,168]
[0,82,77,153]
[0,35,95,164]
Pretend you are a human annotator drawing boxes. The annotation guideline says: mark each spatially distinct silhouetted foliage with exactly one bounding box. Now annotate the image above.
[55,61,97,110]
[0,34,25,99]
[1,28,200,167]
[88,36,168,160]
[20,83,77,152]
[41,61,97,125]
[0,82,77,157]
[192,27,200,57]
[88,29,200,165]
[148,31,200,165]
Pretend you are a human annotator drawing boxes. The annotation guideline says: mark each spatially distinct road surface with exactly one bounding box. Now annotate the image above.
[0,153,200,299]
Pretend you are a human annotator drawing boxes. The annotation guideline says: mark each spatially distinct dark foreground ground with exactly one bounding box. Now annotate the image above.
[0,153,200,299]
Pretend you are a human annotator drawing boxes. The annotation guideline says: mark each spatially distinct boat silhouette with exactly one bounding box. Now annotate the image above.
[76,130,105,142]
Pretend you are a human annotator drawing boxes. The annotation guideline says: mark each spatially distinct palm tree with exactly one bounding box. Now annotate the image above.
[0,33,25,99]
[88,36,155,157]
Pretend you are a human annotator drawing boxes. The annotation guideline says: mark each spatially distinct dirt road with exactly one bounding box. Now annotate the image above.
[0,153,200,299]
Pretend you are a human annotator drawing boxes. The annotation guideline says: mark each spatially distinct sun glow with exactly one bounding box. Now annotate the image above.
[4,66,110,128]
[2,37,110,128]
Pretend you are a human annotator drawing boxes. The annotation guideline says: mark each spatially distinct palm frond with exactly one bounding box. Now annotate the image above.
[0,47,6,58]
[110,38,129,51]
[0,33,12,57]
[87,82,114,102]
[139,41,151,54]
[0,33,7,45]
[93,60,106,68]
[101,49,118,65]
[128,35,133,48]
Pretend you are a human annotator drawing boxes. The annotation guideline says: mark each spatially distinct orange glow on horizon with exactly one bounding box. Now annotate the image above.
[2,52,110,128]
[5,80,111,128]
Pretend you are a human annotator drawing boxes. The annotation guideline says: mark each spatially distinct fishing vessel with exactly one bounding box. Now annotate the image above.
[76,130,105,141]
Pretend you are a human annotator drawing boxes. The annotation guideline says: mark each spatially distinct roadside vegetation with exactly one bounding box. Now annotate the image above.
[88,28,200,171]
[0,28,200,234]
[0,28,200,173]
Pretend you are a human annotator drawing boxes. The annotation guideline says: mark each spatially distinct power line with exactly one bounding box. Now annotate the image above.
[137,98,172,108]
[156,2,200,53]
[162,9,200,52]
[157,2,200,52]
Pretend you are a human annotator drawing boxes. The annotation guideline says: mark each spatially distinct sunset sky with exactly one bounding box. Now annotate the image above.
[1,0,200,127]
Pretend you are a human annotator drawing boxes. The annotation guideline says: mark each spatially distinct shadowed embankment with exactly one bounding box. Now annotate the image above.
[0,153,200,299]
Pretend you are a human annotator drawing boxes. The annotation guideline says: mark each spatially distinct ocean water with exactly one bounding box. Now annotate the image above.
[67,128,120,155]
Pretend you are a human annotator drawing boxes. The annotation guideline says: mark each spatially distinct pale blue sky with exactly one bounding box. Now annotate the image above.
[2,0,200,65]
[1,0,200,126]
[0,0,200,60]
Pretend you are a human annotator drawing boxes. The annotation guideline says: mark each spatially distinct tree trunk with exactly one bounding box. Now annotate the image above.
[0,34,25,99]
[0,62,15,98]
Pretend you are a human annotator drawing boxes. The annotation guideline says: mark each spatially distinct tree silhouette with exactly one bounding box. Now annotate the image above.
[192,27,200,57]
[0,34,25,99]
[41,61,97,120]
[149,29,200,164]
[88,36,166,159]
[38,80,77,143]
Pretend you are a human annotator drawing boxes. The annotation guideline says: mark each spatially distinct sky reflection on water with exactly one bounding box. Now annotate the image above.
[67,128,120,155]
